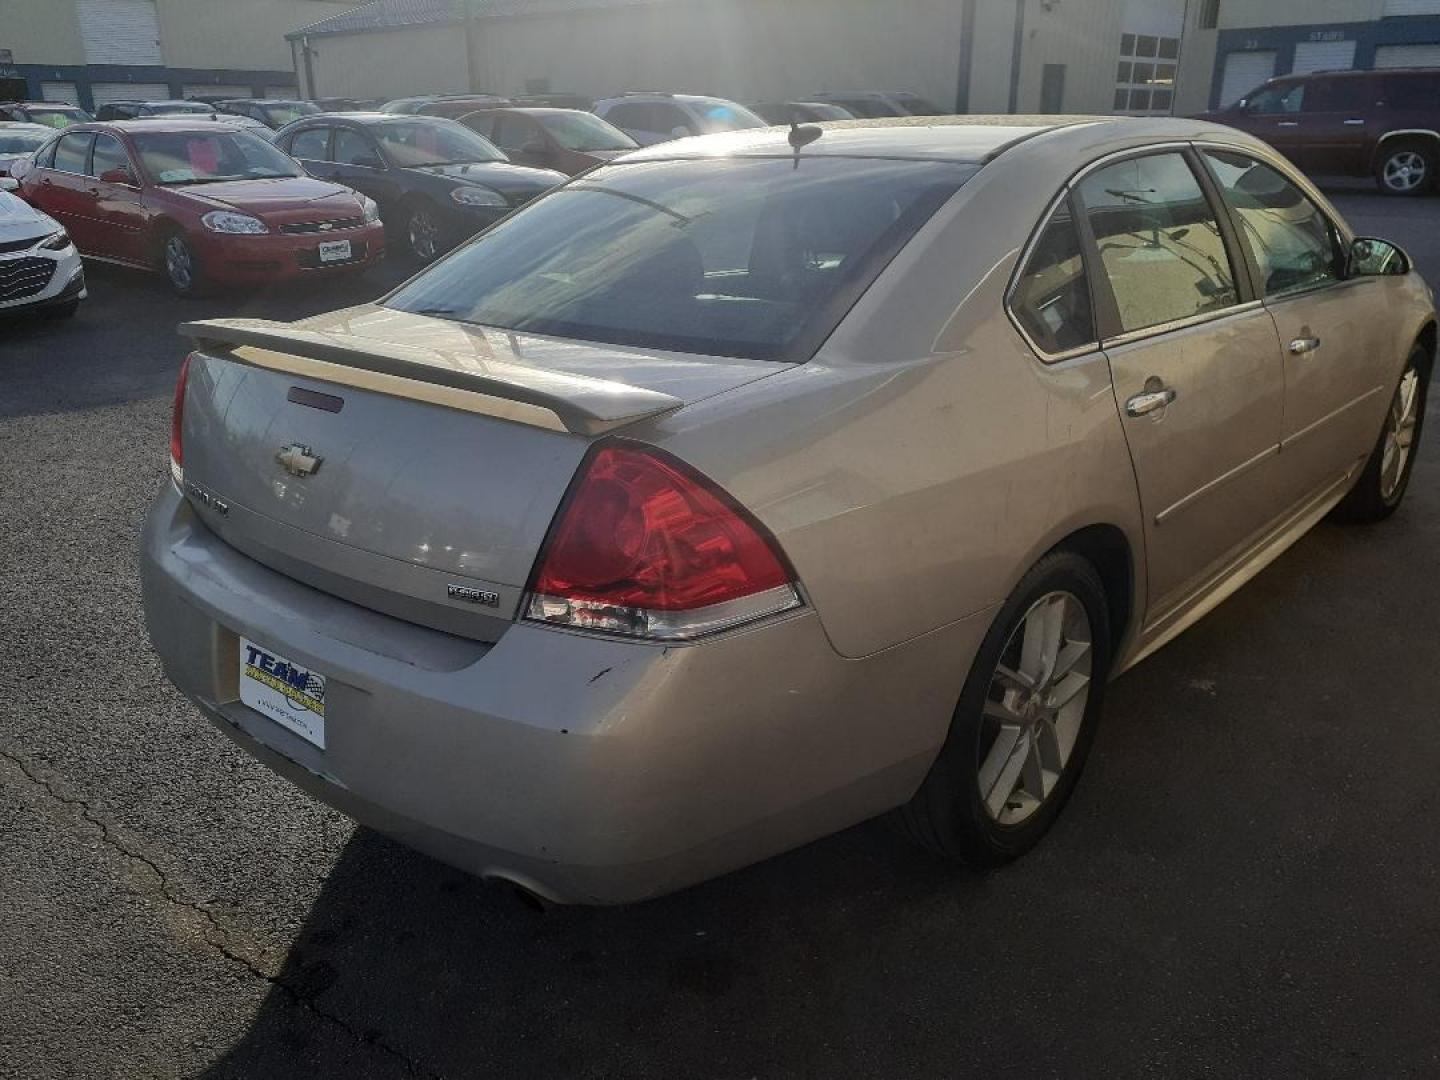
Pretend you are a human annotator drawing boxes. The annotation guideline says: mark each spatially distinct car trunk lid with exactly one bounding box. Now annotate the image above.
[176,306,783,640]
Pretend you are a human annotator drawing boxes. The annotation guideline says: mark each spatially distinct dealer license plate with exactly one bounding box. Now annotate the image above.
[317,239,352,264]
[239,638,327,749]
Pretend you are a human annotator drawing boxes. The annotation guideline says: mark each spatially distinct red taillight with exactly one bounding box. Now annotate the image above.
[526,445,800,640]
[169,353,192,487]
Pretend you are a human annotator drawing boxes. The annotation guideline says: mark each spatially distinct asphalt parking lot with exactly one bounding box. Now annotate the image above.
[4,186,1440,1080]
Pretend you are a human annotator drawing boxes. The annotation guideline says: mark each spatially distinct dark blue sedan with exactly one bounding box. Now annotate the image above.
[274,113,567,262]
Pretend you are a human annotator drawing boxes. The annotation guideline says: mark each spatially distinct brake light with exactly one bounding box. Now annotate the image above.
[170,353,192,489]
[526,445,801,640]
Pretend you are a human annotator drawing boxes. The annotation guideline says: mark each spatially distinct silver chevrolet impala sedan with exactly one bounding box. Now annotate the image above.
[142,117,1433,904]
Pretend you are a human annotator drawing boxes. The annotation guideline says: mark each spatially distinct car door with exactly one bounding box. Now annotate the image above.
[1199,148,1390,505]
[34,130,96,246]
[1077,149,1288,615]
[84,131,147,264]
[331,127,403,215]
[1292,75,1375,176]
[1235,81,1307,161]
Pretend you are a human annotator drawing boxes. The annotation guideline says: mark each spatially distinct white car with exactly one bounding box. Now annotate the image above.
[0,185,85,318]
[592,93,766,146]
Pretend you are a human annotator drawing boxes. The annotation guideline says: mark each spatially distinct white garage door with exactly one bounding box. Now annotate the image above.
[1292,39,1357,75]
[91,81,170,107]
[78,0,164,66]
[1374,43,1440,69]
[183,84,252,100]
[1384,0,1440,15]
[40,82,81,105]
[1219,50,1277,107]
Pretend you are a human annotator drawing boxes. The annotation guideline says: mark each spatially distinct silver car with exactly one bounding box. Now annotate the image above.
[142,117,1434,904]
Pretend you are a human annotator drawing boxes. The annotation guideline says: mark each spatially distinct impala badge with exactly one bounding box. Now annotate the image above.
[277,443,323,478]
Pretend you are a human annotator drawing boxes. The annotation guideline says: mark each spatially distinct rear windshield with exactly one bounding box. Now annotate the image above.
[260,102,320,126]
[27,108,91,129]
[385,156,973,361]
[147,102,212,115]
[0,130,48,153]
[131,130,304,184]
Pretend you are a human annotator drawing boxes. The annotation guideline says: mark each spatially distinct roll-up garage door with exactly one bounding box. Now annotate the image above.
[41,82,81,105]
[1292,40,1357,75]
[1383,1,1440,16]
[1219,50,1277,107]
[78,0,164,66]
[183,85,252,100]
[1374,43,1440,69]
[91,82,170,107]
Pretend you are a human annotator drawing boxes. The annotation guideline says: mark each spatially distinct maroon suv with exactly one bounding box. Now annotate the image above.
[1195,67,1440,196]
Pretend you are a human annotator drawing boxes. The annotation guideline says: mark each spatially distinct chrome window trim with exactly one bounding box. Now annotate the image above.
[1103,299,1265,350]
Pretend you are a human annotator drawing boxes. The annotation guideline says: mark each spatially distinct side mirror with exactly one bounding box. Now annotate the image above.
[99,167,135,186]
[1350,236,1410,277]
[0,176,18,192]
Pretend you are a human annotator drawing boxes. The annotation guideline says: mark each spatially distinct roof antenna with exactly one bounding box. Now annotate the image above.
[788,120,822,169]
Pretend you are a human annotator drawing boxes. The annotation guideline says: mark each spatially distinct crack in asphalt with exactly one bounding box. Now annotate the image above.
[0,746,443,1080]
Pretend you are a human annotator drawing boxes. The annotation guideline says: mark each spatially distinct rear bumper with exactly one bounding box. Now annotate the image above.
[141,486,982,904]
[193,222,386,284]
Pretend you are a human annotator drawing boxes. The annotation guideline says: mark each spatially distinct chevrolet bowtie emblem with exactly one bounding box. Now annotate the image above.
[277,443,323,477]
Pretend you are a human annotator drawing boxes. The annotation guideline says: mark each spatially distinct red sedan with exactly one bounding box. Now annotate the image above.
[11,119,385,295]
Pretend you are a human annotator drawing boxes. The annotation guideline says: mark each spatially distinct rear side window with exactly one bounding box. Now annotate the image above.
[1077,152,1238,333]
[51,132,93,174]
[288,127,330,161]
[1304,77,1371,113]
[333,128,378,166]
[1385,74,1440,110]
[1201,150,1342,296]
[385,156,973,361]
[1010,202,1095,355]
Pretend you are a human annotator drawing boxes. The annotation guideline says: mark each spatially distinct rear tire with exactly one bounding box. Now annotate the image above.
[1333,344,1430,523]
[898,550,1111,867]
[1375,140,1437,197]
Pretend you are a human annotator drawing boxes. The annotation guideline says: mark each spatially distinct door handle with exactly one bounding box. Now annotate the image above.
[1125,387,1177,417]
[1289,337,1322,355]
[1277,120,1299,127]
[1343,118,1366,126]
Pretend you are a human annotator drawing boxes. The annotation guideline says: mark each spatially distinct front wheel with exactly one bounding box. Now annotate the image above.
[1333,345,1430,522]
[1375,141,1436,196]
[161,230,205,297]
[898,550,1111,867]
[404,201,443,263]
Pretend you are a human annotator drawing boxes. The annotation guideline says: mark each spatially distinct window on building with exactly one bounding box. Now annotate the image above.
[1198,0,1220,31]
[1078,152,1238,333]
[1158,37,1180,60]
[1136,35,1159,58]
[1115,32,1181,116]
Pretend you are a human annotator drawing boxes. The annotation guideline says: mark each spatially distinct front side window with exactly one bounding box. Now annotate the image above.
[1011,202,1095,355]
[51,132,94,174]
[260,102,319,126]
[130,130,303,184]
[1247,82,1304,115]
[385,156,973,361]
[1201,150,1342,297]
[89,134,132,180]
[603,103,652,131]
[651,103,696,135]
[537,111,636,152]
[370,120,504,166]
[1078,152,1238,334]
[492,114,541,152]
[288,126,330,161]
[333,128,378,166]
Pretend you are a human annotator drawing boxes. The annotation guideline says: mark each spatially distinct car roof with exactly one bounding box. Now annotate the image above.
[618,114,1253,164]
[71,118,262,134]
[2,101,84,109]
[0,121,54,132]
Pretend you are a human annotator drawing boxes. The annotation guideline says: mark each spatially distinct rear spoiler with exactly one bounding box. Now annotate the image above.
[178,318,683,436]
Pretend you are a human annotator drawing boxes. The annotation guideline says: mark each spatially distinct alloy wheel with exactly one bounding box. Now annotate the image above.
[1384,151,1427,194]
[165,235,193,291]
[408,207,439,262]
[977,591,1093,826]
[1381,366,1422,500]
